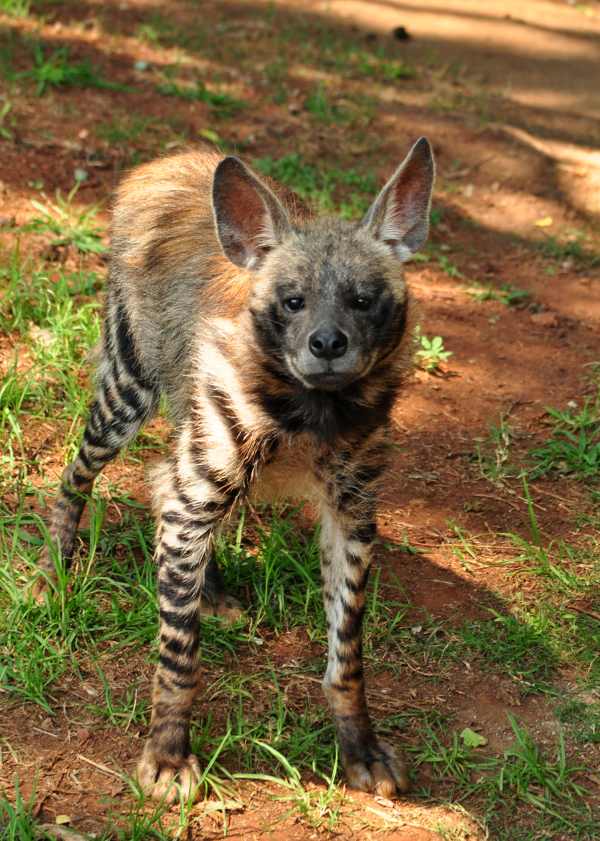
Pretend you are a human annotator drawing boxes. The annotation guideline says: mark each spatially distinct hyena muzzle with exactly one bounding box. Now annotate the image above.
[33,137,435,801]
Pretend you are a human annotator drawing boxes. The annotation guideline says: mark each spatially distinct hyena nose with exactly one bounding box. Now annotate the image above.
[309,327,348,360]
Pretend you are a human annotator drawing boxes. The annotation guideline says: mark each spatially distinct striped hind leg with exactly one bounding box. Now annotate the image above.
[32,295,158,599]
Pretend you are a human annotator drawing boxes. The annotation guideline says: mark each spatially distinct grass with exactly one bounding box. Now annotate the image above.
[414,715,596,837]
[455,608,558,692]
[2,248,598,835]
[468,282,531,307]
[0,0,30,16]
[557,699,600,744]
[304,83,348,124]
[474,416,517,484]
[1,5,600,837]
[156,78,245,118]
[21,44,128,96]
[253,153,377,218]
[21,186,105,255]
[530,398,600,479]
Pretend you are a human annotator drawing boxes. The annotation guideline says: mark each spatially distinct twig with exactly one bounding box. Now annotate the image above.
[568,604,600,623]
[32,726,60,738]
[76,754,122,779]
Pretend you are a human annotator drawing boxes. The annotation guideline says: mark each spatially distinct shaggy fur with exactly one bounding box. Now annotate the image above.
[34,138,435,802]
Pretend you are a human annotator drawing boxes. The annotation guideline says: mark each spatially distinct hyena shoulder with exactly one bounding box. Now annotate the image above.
[107,149,307,420]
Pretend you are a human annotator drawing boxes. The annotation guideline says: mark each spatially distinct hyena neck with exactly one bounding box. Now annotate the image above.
[254,367,400,444]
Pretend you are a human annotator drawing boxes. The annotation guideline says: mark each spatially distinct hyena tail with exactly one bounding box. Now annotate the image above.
[33,288,159,599]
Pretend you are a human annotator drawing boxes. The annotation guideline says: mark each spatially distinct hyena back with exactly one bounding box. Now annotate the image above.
[35,139,435,801]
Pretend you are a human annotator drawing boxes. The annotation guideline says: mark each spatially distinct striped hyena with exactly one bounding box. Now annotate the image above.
[34,138,435,801]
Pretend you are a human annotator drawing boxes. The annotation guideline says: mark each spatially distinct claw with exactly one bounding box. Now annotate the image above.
[137,747,202,803]
[344,739,409,797]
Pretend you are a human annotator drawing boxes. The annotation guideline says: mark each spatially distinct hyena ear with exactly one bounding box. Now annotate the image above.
[361,137,435,261]
[212,156,291,270]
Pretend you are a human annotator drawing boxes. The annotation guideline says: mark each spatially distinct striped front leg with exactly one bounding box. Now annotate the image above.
[136,453,240,802]
[320,500,409,797]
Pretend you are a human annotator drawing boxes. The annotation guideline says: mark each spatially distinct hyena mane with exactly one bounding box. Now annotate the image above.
[34,139,435,803]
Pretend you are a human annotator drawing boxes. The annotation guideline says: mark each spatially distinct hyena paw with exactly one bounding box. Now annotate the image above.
[136,745,202,803]
[29,577,49,604]
[28,570,56,604]
[343,739,409,798]
[199,593,244,625]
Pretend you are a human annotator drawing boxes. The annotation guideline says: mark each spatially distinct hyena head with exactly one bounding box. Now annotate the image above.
[212,138,435,392]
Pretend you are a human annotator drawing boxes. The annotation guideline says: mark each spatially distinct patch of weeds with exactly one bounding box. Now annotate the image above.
[0,363,41,475]
[97,115,155,145]
[437,254,463,279]
[21,44,127,96]
[415,715,595,837]
[539,232,599,266]
[456,608,558,692]
[446,521,480,573]
[264,57,288,104]
[87,667,150,729]
[556,699,600,744]
[430,207,444,227]
[355,51,416,81]
[0,783,48,840]
[0,501,160,711]
[474,416,517,483]
[414,725,484,789]
[304,83,348,123]
[218,510,324,636]
[485,716,593,837]
[0,97,15,140]
[502,479,589,592]
[245,740,343,831]
[530,398,600,479]
[22,185,106,255]
[0,247,100,338]
[157,79,244,118]
[415,333,453,372]
[108,798,174,840]
[253,153,377,218]
[468,282,531,307]
[136,12,179,46]
[0,0,30,16]
[190,691,343,827]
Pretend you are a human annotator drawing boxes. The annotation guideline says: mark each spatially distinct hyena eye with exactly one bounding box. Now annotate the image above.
[351,296,372,311]
[283,296,305,313]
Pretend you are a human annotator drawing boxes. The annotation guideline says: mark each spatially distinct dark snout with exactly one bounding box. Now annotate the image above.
[309,326,348,360]
[291,320,364,391]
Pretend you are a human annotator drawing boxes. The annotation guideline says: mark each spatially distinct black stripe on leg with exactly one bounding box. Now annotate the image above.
[337,601,365,643]
[112,298,154,389]
[207,384,247,448]
[159,652,196,675]
[349,523,377,544]
[344,567,370,594]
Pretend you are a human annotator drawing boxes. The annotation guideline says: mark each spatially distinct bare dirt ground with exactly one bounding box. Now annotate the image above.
[1,1,600,839]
